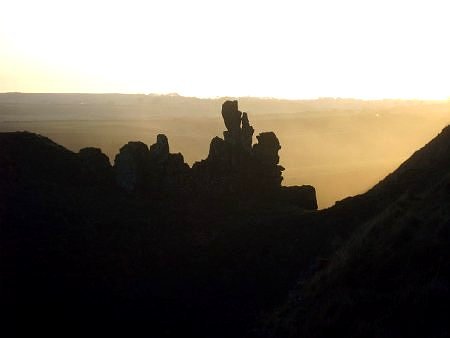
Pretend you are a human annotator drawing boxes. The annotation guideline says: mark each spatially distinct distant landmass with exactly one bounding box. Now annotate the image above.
[1,92,449,121]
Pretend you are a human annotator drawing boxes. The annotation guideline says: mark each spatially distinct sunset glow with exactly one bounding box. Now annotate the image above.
[1,0,449,99]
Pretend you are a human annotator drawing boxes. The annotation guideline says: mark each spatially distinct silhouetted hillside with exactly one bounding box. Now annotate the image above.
[0,101,318,338]
[260,126,450,338]
[0,103,449,338]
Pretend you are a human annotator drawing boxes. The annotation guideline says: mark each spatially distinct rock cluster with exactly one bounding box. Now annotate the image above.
[112,100,317,209]
[192,100,285,196]
[253,132,284,189]
[221,100,254,150]
[113,135,189,195]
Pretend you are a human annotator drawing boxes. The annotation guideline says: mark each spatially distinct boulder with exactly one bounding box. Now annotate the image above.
[279,185,318,210]
[253,132,281,165]
[149,134,169,163]
[113,142,150,193]
[251,132,284,190]
[207,136,228,163]
[78,147,113,184]
[162,153,190,192]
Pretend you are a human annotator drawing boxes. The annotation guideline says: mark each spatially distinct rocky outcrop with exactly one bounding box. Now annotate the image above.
[112,100,317,209]
[279,185,318,210]
[149,134,169,163]
[113,142,151,193]
[221,100,243,145]
[221,100,255,150]
[79,147,113,184]
[113,135,189,195]
[191,100,316,209]
[162,152,190,193]
[241,112,254,151]
[252,132,284,189]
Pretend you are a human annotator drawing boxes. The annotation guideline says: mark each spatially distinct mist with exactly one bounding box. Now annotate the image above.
[1,93,448,208]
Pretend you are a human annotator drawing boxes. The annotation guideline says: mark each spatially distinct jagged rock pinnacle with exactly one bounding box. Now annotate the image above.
[241,112,254,151]
[222,100,243,145]
[253,132,281,166]
[221,100,254,150]
[149,134,169,162]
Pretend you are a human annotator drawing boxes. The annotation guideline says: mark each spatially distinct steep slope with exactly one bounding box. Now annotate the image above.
[313,125,450,244]
[261,126,450,338]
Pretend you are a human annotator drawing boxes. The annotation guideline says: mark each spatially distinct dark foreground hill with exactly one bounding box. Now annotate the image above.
[0,102,449,337]
[260,126,450,338]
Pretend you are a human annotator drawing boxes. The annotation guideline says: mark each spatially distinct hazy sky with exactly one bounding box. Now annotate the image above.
[1,0,449,99]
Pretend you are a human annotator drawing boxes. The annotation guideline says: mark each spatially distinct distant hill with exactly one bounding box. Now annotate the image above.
[1,92,449,121]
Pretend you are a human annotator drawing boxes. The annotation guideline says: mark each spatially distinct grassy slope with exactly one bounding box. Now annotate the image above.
[262,127,450,337]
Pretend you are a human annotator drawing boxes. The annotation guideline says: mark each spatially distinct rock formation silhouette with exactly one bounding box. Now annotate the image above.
[193,101,282,195]
[112,100,317,209]
[114,141,152,193]
[192,100,316,208]
[114,134,189,195]
[2,105,450,338]
[79,147,113,184]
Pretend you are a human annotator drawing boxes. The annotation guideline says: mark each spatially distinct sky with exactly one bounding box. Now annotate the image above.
[1,0,449,99]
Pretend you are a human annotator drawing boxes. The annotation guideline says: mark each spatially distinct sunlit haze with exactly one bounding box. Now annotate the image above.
[1,0,449,99]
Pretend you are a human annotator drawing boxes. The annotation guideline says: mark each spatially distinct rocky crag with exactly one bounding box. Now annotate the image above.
[113,100,317,209]
[114,134,190,196]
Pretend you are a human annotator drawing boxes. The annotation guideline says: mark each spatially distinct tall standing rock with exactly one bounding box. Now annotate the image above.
[192,101,285,195]
[222,100,243,145]
[252,132,284,190]
[241,112,254,151]
[113,142,151,193]
[221,100,254,149]
[149,134,169,163]
[148,134,189,193]
[253,132,281,166]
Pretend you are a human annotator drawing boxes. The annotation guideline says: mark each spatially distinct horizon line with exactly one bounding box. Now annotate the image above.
[1,92,449,102]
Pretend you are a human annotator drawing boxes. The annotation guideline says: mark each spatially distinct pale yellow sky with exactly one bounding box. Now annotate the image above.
[1,0,449,99]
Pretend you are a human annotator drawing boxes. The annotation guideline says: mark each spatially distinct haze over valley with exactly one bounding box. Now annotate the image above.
[1,93,448,207]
